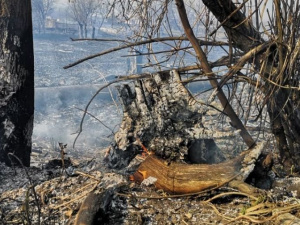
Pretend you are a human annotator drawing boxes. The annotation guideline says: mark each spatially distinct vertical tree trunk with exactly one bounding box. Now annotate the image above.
[267,89,300,170]
[78,23,83,38]
[92,26,95,39]
[84,24,87,38]
[0,0,34,166]
[42,15,46,33]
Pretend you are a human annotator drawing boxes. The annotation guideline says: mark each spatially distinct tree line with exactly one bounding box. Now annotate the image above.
[32,0,106,38]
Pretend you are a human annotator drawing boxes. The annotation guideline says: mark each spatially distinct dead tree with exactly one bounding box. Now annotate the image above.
[31,0,54,33]
[132,142,265,194]
[200,0,300,172]
[0,0,34,166]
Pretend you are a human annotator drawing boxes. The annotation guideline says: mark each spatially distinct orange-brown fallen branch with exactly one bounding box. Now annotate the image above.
[131,142,264,194]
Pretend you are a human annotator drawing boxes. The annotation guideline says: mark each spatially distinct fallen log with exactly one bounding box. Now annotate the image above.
[132,142,265,194]
[74,143,265,224]
[74,188,114,225]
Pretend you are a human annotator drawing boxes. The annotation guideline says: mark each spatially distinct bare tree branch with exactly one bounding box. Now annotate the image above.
[72,73,153,148]
[64,37,228,69]
[175,0,255,148]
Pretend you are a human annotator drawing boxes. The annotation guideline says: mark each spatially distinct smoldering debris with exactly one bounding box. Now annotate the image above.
[2,143,300,225]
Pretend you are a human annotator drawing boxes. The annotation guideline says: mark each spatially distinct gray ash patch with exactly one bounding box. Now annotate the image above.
[100,185,248,225]
[104,193,128,224]
[0,163,46,194]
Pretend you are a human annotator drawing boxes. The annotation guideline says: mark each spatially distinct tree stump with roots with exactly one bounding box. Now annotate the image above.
[105,70,231,169]
[74,70,269,224]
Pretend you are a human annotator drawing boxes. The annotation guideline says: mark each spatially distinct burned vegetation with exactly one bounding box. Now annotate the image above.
[3,0,300,224]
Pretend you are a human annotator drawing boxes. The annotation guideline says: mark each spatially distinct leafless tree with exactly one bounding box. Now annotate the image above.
[68,0,101,38]
[32,0,55,33]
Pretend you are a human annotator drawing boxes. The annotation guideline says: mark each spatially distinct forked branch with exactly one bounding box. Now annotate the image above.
[175,0,255,147]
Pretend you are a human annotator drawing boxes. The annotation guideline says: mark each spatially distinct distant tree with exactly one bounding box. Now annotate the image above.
[68,0,101,38]
[0,0,34,166]
[32,0,55,33]
[90,3,105,38]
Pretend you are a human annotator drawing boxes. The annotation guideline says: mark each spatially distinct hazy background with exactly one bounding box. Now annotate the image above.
[31,0,230,152]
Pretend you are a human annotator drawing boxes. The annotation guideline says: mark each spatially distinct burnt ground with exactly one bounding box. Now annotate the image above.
[1,143,300,225]
[3,82,300,224]
[2,32,300,224]
[3,86,300,224]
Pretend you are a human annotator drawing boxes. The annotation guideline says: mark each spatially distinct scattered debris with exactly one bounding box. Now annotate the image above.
[141,176,157,187]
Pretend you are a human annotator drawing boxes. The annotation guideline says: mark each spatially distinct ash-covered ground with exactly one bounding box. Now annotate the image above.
[4,28,291,225]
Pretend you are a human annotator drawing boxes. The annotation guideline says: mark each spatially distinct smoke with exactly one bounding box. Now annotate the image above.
[34,85,121,149]
[33,33,125,151]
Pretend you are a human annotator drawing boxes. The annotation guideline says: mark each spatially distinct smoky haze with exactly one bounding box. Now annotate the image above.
[32,19,223,152]
[33,31,126,151]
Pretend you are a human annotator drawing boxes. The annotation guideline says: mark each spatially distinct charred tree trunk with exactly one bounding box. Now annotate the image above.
[201,0,300,172]
[267,89,300,170]
[105,70,231,169]
[0,0,34,166]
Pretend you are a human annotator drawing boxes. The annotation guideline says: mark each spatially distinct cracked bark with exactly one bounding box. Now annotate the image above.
[0,0,34,166]
[105,71,226,169]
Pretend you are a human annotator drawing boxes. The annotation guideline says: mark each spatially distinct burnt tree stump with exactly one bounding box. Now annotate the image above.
[105,70,227,168]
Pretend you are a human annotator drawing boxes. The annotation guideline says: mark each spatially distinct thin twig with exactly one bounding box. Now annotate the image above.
[72,73,152,148]
[51,182,99,210]
[64,37,228,69]
[218,41,271,88]
[205,191,258,202]
[73,106,115,135]
[75,171,101,182]
[72,79,120,148]
[7,153,41,225]
[121,46,191,57]
[71,38,130,43]
[203,201,234,221]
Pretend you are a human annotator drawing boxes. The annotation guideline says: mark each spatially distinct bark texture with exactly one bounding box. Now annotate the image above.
[201,0,263,51]
[105,70,227,169]
[132,142,264,194]
[0,0,34,166]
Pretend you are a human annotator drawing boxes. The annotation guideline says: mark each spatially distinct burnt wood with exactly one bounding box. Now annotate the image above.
[105,70,225,169]
[132,142,265,194]
[0,0,34,166]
